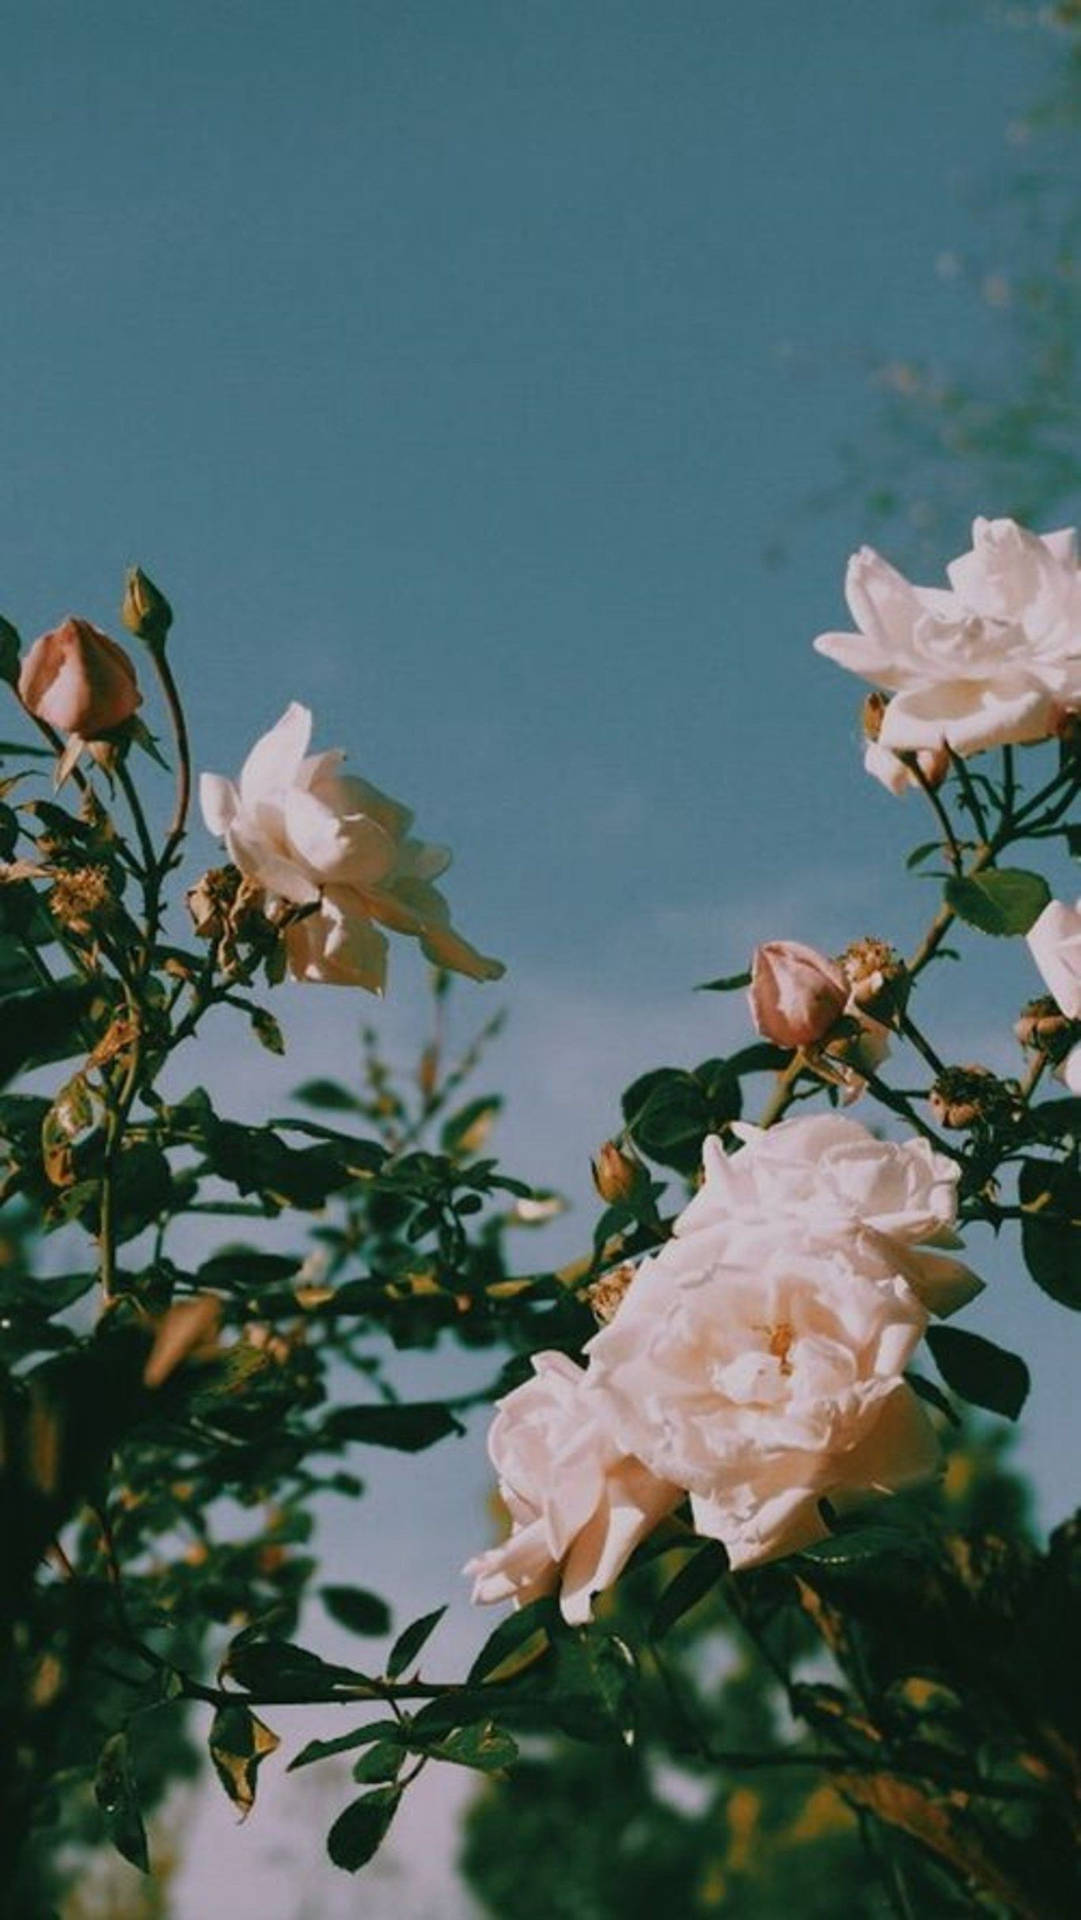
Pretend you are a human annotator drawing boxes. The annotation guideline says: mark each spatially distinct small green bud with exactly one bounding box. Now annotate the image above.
[122,567,173,644]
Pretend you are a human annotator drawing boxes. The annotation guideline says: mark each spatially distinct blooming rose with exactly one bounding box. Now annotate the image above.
[463,1351,680,1624]
[200,703,504,992]
[749,941,849,1048]
[674,1115,981,1319]
[18,618,142,738]
[815,518,1081,758]
[863,738,950,797]
[586,1235,940,1570]
[1026,897,1081,1092]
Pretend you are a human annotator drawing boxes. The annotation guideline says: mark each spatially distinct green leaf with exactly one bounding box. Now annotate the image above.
[799,1524,914,1567]
[695,970,751,992]
[320,1585,393,1637]
[323,1402,464,1452]
[944,868,1051,937]
[925,1325,1030,1420]
[0,981,92,1087]
[431,1722,518,1771]
[351,1741,407,1784]
[905,1369,960,1427]
[326,1786,402,1872]
[387,1604,446,1679]
[223,1639,364,1700]
[95,1731,149,1874]
[289,1722,404,1772]
[293,1077,361,1111]
[905,839,945,871]
[250,1008,285,1055]
[198,1249,300,1293]
[467,1595,558,1685]
[649,1543,728,1639]
[440,1095,502,1158]
[725,1042,792,1076]
[208,1703,280,1818]
[1019,1159,1081,1308]
[621,1061,740,1174]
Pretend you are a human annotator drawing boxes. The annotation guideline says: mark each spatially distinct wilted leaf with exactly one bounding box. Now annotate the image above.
[208,1703,280,1818]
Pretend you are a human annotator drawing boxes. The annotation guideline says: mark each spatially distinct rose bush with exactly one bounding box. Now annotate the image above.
[2,522,1080,1914]
[200,701,503,991]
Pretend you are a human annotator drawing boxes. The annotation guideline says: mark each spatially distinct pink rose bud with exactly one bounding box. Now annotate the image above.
[17,617,142,738]
[749,940,849,1049]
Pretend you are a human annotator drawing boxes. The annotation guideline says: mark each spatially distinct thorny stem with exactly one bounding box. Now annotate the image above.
[757,1050,809,1129]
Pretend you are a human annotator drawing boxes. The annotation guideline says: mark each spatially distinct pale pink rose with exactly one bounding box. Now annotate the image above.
[464,1352,680,1624]
[18,618,142,738]
[815,519,1081,757]
[674,1115,981,1319]
[749,941,848,1048]
[863,738,950,797]
[1027,898,1081,1019]
[586,1235,940,1571]
[200,703,504,992]
[1026,897,1081,1091]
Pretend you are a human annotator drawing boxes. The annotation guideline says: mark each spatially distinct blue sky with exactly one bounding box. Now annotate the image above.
[3,3,1078,1912]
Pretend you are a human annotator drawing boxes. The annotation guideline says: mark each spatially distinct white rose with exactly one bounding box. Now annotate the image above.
[674,1115,981,1319]
[815,519,1081,758]
[200,703,504,992]
[464,1351,680,1625]
[1027,897,1081,1019]
[586,1236,940,1571]
[1026,897,1081,1091]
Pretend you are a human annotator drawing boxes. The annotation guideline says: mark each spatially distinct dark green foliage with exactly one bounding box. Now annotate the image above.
[925,1326,1030,1420]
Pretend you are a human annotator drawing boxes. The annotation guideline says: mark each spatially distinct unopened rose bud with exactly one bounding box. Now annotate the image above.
[18,618,141,739]
[1014,995,1075,1059]
[591,1141,644,1207]
[841,937,908,1022]
[122,567,173,644]
[749,940,848,1049]
[929,1065,1016,1131]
